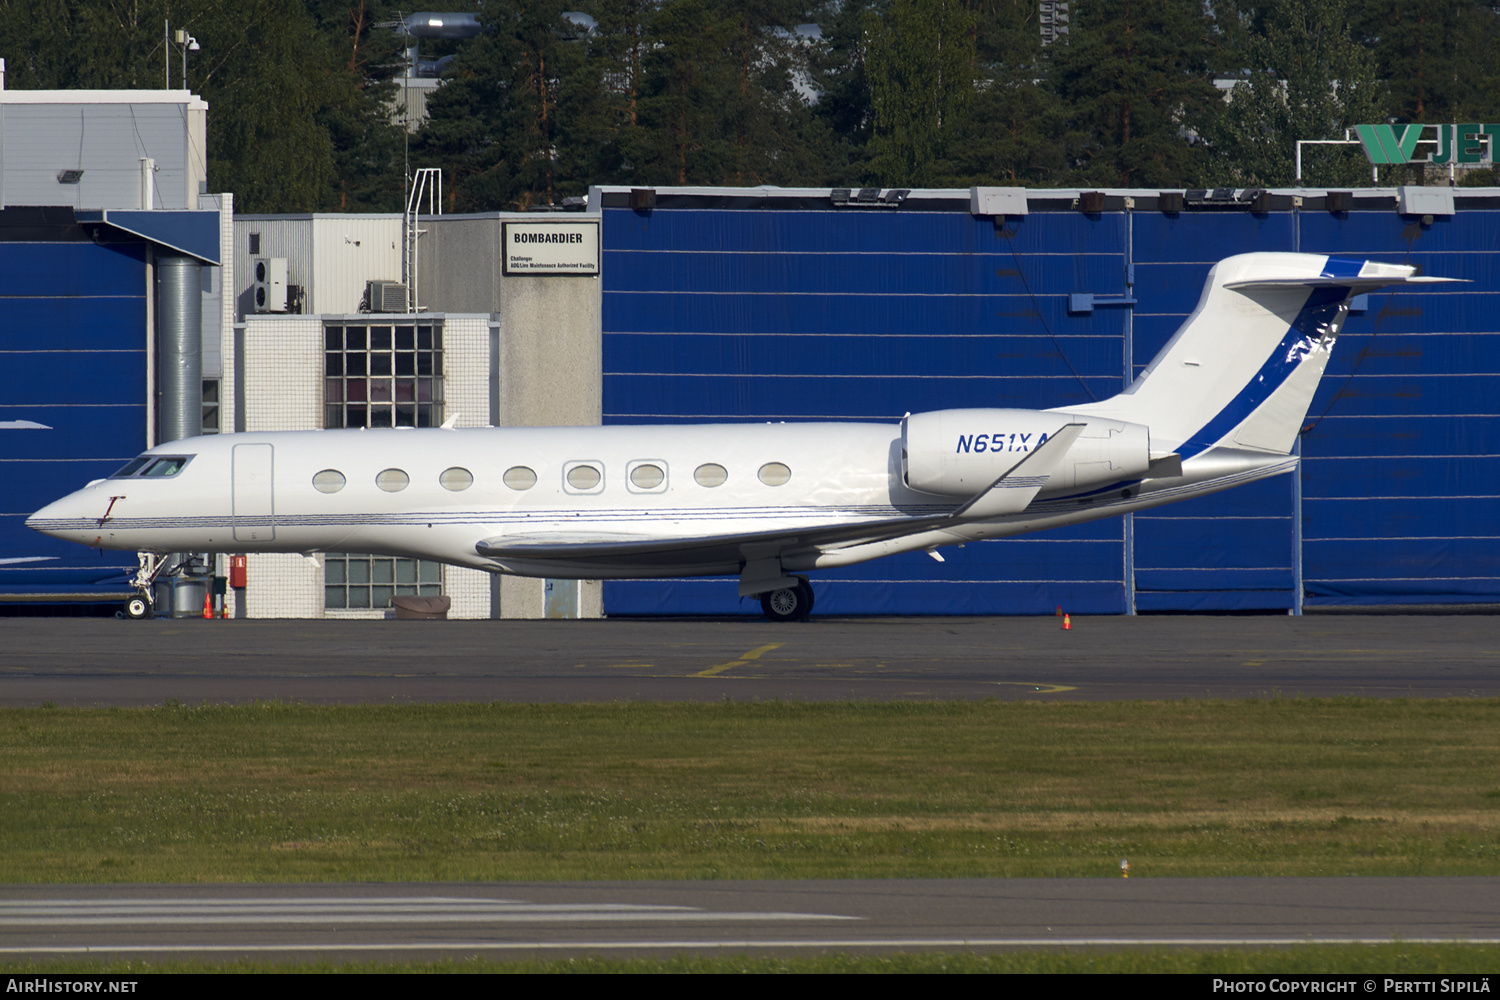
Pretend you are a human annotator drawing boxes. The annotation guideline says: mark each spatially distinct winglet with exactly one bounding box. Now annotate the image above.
[440,413,460,430]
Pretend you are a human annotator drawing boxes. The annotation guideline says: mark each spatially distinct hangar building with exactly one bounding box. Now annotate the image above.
[4,88,1494,620]
[585,184,1499,617]
[0,87,229,612]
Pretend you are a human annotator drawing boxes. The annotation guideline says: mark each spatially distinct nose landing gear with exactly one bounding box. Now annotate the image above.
[120,552,174,620]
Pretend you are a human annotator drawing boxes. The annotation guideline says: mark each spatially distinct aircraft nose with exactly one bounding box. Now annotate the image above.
[26,490,99,542]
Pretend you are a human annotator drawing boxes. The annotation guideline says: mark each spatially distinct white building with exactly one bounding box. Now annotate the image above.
[230,210,603,619]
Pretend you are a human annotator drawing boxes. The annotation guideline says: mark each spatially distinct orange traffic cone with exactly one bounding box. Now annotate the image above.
[202,593,213,619]
[1062,613,1071,630]
[1055,605,1062,617]
[220,597,229,619]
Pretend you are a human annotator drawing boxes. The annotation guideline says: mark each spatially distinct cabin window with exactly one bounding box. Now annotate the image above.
[323,320,444,429]
[312,470,346,494]
[564,462,603,493]
[758,462,792,486]
[628,461,667,492]
[503,466,537,490]
[325,552,442,610]
[693,463,727,487]
[440,467,474,491]
[376,468,410,492]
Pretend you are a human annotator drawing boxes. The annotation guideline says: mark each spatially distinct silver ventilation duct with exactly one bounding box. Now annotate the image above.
[156,255,202,444]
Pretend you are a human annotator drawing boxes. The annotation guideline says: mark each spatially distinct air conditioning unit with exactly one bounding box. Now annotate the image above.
[253,257,288,313]
[366,280,408,314]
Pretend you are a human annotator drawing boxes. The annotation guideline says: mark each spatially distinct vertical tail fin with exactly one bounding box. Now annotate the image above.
[1060,253,1453,458]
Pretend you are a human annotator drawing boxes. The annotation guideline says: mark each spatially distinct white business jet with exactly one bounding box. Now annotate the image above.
[28,253,1453,620]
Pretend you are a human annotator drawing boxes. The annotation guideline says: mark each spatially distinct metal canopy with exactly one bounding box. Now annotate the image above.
[75,209,220,265]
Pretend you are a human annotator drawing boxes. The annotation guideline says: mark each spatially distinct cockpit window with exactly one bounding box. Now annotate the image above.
[110,457,153,478]
[141,456,192,477]
[109,455,194,479]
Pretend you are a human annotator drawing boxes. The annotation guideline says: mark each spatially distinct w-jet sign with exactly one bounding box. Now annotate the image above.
[502,220,600,276]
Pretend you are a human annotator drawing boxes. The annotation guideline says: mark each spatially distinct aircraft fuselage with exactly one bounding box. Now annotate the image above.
[27,421,1287,579]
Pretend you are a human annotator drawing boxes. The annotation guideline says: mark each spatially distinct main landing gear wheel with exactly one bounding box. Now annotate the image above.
[124,594,151,620]
[759,577,815,622]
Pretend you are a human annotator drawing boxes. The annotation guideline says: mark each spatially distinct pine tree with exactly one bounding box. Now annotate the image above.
[807,0,879,179]
[939,0,1068,186]
[1052,0,1220,188]
[305,0,409,213]
[598,0,838,187]
[418,1,595,210]
[1354,1,1500,123]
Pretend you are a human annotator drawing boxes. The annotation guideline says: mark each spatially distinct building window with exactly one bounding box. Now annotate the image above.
[325,552,442,610]
[202,379,220,433]
[321,322,446,610]
[323,320,443,428]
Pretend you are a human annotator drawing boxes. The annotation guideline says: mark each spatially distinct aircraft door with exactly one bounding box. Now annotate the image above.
[232,443,275,542]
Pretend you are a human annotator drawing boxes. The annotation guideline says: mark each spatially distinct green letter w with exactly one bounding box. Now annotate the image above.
[1355,124,1425,164]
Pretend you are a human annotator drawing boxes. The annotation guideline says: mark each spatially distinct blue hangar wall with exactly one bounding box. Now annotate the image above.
[0,207,147,599]
[594,187,1500,616]
[0,206,219,602]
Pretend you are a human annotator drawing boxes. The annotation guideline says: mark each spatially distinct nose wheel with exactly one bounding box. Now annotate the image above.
[121,552,169,620]
[759,576,815,622]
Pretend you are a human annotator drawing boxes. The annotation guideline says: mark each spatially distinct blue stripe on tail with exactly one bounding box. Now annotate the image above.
[1178,286,1349,459]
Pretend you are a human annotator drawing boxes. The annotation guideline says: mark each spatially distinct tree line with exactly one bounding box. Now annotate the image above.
[2,0,1498,213]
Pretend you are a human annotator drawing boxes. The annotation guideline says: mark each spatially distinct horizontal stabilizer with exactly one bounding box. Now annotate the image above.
[1225,275,1464,292]
[1226,256,1466,294]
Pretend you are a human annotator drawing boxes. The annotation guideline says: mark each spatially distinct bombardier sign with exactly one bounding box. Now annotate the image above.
[502,220,600,276]
[1356,123,1500,165]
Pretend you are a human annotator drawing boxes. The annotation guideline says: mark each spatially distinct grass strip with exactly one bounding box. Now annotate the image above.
[3,699,1499,882]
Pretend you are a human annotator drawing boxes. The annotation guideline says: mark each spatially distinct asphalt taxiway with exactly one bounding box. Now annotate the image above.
[5,878,1499,958]
[0,614,1496,706]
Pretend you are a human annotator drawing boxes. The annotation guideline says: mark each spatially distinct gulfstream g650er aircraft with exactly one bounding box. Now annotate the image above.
[29,253,1452,620]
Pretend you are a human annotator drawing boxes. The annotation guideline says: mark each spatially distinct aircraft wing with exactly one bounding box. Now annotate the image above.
[475,423,1087,569]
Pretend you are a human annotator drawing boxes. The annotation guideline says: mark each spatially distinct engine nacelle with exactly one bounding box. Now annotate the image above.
[902,408,1154,496]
